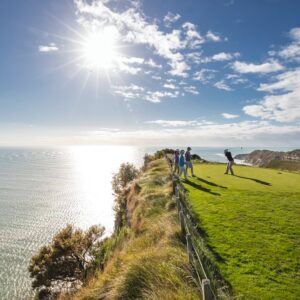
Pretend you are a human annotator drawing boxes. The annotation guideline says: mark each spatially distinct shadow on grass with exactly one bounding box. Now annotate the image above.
[196,176,227,189]
[234,175,271,186]
[184,180,221,196]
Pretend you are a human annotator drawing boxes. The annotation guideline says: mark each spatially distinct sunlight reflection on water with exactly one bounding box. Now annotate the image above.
[0,146,143,300]
[69,145,143,234]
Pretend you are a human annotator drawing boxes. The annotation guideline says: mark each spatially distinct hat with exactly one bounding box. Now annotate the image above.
[180,149,185,154]
[187,147,192,150]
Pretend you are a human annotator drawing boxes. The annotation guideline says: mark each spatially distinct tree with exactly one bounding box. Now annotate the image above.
[112,163,139,195]
[112,163,139,231]
[28,224,104,298]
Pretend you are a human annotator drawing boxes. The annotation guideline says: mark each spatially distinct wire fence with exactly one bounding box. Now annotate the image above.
[170,167,233,300]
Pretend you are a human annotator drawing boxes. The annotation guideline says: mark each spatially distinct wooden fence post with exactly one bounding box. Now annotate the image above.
[186,233,193,264]
[179,210,186,236]
[202,279,214,300]
[172,177,176,195]
[175,184,179,198]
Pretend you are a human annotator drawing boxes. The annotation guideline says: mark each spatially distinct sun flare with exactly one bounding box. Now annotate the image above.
[82,26,119,69]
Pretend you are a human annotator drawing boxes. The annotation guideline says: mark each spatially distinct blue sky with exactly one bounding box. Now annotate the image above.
[1,0,300,146]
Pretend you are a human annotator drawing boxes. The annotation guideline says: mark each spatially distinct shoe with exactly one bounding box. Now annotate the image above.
[224,173,228,175]
[192,175,196,177]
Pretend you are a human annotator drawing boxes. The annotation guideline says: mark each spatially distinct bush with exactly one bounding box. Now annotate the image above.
[112,163,139,196]
[112,163,139,231]
[28,224,104,298]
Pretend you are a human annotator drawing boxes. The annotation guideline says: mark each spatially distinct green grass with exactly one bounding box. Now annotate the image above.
[182,162,300,299]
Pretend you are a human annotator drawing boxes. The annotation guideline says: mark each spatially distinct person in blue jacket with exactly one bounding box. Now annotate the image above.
[178,150,188,180]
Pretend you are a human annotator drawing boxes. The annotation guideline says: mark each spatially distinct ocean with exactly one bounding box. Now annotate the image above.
[0,145,296,299]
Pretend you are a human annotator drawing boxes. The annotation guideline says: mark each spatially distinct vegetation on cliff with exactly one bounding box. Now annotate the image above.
[72,157,200,300]
[29,225,105,299]
[30,155,200,299]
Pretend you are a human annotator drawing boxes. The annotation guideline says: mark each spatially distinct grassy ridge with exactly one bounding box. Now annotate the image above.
[182,163,300,299]
[70,159,201,300]
[267,159,300,172]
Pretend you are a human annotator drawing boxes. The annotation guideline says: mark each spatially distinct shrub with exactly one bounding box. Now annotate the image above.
[112,163,139,231]
[112,163,139,196]
[28,224,104,298]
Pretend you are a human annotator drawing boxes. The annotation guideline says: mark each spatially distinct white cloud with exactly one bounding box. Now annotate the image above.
[279,44,300,61]
[146,120,198,127]
[6,121,299,147]
[113,84,145,100]
[214,80,232,91]
[118,56,162,70]
[146,58,162,69]
[120,56,144,64]
[278,27,300,61]
[166,78,176,83]
[211,52,240,61]
[182,22,205,49]
[243,68,300,122]
[193,69,216,83]
[152,75,161,80]
[206,30,222,42]
[225,74,249,85]
[184,85,199,95]
[222,113,239,119]
[164,83,177,89]
[38,43,58,52]
[186,52,203,64]
[226,74,239,79]
[164,12,181,27]
[232,59,284,74]
[117,61,142,74]
[145,90,180,103]
[80,120,300,147]
[289,27,300,42]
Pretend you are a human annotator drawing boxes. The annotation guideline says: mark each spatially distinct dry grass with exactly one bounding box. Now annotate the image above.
[70,159,201,300]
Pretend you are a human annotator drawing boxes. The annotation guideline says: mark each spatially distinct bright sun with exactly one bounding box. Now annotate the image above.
[83,26,119,69]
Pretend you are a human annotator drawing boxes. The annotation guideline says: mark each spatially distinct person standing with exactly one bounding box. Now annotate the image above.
[179,150,188,180]
[224,149,235,175]
[185,147,195,177]
[174,149,180,174]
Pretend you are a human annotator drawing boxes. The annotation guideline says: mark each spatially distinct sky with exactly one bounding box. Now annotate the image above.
[1,0,300,147]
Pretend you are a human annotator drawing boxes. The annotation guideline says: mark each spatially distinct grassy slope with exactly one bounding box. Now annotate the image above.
[267,160,300,172]
[71,159,200,300]
[182,163,300,299]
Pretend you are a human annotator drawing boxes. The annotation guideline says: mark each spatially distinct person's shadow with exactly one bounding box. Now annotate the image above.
[195,176,227,189]
[184,180,221,196]
[233,175,271,186]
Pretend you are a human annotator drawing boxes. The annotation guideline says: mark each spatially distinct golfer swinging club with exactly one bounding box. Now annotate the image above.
[224,149,235,175]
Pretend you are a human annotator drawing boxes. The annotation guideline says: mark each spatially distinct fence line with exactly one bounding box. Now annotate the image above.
[164,154,232,299]
[174,179,215,300]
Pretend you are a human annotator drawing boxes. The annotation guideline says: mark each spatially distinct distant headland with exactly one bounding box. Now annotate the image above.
[235,149,300,171]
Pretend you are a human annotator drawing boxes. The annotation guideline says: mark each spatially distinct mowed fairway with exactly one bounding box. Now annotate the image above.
[182,163,300,299]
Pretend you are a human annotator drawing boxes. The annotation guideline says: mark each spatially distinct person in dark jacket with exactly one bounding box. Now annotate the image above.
[185,147,195,177]
[224,149,235,175]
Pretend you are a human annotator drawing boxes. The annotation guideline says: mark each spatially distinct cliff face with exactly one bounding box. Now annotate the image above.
[235,149,300,167]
